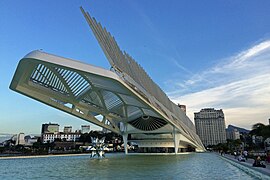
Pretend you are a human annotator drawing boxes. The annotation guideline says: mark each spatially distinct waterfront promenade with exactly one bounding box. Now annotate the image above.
[221,153,270,177]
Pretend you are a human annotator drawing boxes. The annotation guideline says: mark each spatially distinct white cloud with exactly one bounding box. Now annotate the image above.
[238,41,270,61]
[169,40,270,129]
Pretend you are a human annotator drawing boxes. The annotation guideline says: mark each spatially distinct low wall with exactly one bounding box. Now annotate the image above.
[220,155,270,178]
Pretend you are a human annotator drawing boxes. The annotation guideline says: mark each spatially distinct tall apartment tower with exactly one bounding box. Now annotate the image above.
[194,108,226,146]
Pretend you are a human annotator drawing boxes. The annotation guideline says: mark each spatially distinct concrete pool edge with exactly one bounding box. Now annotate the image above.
[0,153,91,160]
[220,154,270,179]
[126,152,196,155]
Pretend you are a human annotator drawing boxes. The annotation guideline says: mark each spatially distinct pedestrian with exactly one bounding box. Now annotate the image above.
[266,152,270,164]
[243,150,248,160]
[220,150,224,156]
[253,156,266,168]
[253,156,261,166]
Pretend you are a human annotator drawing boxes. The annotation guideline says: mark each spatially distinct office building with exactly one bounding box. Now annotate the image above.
[41,123,59,133]
[24,135,39,146]
[226,128,240,140]
[42,132,81,143]
[194,108,226,146]
[64,126,72,133]
[41,123,81,143]
[81,125,90,134]
[16,133,25,145]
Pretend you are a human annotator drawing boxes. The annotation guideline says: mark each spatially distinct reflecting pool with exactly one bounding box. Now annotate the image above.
[0,153,263,179]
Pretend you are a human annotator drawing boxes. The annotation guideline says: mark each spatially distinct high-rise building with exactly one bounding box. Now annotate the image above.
[194,108,226,146]
[41,123,59,133]
[63,126,72,133]
[81,125,90,134]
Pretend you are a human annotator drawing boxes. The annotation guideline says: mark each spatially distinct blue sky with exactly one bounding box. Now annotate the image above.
[1,1,270,134]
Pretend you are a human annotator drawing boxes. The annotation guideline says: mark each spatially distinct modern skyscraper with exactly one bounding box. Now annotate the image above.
[194,108,226,146]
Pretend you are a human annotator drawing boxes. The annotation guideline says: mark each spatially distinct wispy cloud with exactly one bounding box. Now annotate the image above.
[169,40,270,129]
[172,59,194,75]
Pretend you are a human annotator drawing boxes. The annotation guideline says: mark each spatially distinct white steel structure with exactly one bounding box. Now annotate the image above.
[10,7,205,153]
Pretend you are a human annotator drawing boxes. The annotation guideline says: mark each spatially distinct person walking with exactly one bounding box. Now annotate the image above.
[234,151,237,159]
[243,150,248,160]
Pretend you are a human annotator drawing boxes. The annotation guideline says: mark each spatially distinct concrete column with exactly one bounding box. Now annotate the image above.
[173,127,181,154]
[121,123,128,154]
[122,133,128,154]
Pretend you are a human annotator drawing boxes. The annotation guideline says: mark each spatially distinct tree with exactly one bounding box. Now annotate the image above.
[250,123,266,136]
[250,123,270,140]
[261,125,270,139]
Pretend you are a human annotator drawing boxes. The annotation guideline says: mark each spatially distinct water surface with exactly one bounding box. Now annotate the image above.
[0,153,260,179]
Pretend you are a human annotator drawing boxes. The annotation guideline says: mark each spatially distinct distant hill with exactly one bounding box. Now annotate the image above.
[0,134,14,143]
[227,124,250,134]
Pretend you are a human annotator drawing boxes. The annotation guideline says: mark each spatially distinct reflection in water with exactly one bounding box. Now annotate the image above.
[0,153,259,179]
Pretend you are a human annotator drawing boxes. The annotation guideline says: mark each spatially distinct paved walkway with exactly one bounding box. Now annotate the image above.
[220,153,270,177]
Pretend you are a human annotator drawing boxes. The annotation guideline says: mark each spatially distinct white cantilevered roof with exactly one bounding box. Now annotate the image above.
[10,50,204,149]
[10,51,167,131]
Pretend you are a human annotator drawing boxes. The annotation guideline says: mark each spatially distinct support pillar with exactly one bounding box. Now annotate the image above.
[173,127,181,154]
[123,133,128,154]
[121,123,128,154]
